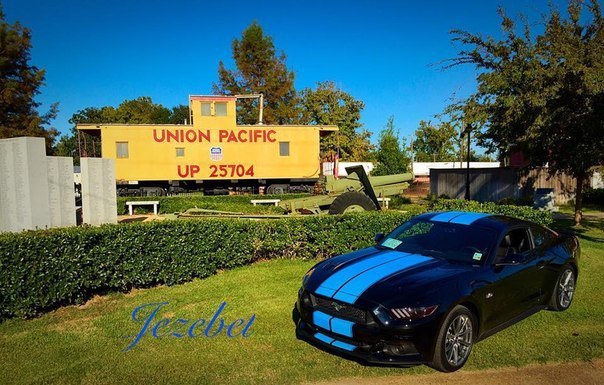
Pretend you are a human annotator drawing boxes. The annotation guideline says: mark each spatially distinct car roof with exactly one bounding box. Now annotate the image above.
[414,211,532,232]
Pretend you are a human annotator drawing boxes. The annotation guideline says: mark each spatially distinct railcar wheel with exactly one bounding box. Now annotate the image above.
[266,184,289,195]
[430,305,475,372]
[548,265,576,311]
[328,191,377,215]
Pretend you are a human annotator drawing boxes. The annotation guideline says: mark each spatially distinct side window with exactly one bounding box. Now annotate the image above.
[215,102,227,116]
[279,142,290,156]
[116,142,129,159]
[201,102,211,116]
[497,228,531,259]
[531,226,555,248]
[175,148,185,157]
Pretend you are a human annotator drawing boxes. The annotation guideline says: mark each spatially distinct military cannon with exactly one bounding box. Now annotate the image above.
[279,165,413,214]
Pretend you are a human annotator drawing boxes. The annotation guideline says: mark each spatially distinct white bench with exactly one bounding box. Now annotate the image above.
[377,197,391,209]
[251,199,281,206]
[126,201,160,215]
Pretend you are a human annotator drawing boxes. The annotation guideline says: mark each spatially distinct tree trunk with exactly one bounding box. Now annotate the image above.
[574,173,585,226]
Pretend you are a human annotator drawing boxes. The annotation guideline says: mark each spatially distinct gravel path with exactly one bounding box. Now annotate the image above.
[307,360,603,385]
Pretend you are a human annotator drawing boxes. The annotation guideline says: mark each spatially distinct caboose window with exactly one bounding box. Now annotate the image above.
[215,102,227,116]
[279,142,290,156]
[176,148,185,157]
[201,102,211,116]
[116,142,129,158]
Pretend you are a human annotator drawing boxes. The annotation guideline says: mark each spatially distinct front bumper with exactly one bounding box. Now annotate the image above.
[294,292,441,366]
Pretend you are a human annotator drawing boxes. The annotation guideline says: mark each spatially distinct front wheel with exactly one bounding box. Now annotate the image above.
[548,266,576,311]
[430,305,475,372]
[328,191,377,214]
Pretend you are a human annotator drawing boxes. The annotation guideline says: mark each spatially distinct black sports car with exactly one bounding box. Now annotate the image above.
[294,211,580,372]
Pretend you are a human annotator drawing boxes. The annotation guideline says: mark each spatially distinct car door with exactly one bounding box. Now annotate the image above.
[529,225,559,304]
[481,227,542,330]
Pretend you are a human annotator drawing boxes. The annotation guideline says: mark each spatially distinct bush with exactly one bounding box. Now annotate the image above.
[583,188,604,206]
[0,200,553,320]
[428,199,553,226]
[388,195,412,209]
[0,211,413,320]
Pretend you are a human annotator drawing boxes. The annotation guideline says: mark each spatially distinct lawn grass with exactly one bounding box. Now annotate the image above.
[558,203,604,215]
[117,193,311,215]
[0,217,602,384]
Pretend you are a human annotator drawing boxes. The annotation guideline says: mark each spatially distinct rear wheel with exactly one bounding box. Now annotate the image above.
[328,191,377,214]
[548,265,576,311]
[430,305,475,372]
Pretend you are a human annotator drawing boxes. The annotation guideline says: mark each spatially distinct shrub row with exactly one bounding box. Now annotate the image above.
[428,199,553,226]
[0,211,413,320]
[0,200,551,320]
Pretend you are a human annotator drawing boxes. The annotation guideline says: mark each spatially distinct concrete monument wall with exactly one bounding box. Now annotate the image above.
[47,156,77,228]
[80,157,117,225]
[0,137,51,232]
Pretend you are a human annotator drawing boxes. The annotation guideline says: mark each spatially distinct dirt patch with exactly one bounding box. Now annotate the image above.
[77,295,110,309]
[48,316,97,333]
[307,359,604,385]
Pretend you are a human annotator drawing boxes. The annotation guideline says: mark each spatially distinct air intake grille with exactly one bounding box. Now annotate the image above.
[312,294,368,324]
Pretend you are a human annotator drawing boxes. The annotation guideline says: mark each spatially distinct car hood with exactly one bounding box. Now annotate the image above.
[306,246,471,308]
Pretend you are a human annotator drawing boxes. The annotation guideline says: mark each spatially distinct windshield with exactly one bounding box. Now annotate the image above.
[378,219,497,264]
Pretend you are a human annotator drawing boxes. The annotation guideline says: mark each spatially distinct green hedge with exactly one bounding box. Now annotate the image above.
[0,211,412,320]
[0,200,551,320]
[428,199,553,226]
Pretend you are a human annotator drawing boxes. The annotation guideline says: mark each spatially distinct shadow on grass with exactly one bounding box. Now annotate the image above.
[551,215,604,243]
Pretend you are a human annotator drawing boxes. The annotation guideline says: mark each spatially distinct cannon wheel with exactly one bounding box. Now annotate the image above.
[328,192,377,214]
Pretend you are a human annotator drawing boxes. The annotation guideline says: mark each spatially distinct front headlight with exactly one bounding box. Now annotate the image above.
[372,306,393,325]
[388,305,439,321]
[302,268,315,287]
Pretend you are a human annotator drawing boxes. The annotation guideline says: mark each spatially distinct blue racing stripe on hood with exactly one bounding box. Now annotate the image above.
[449,212,491,225]
[430,211,465,222]
[314,251,410,298]
[332,254,432,304]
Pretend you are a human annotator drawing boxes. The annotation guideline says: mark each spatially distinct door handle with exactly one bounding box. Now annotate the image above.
[537,260,547,269]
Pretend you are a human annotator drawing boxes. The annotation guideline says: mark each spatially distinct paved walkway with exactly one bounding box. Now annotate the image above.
[308,360,603,385]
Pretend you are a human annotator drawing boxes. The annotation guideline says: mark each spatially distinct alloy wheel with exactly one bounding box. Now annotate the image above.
[444,314,473,367]
[558,269,575,308]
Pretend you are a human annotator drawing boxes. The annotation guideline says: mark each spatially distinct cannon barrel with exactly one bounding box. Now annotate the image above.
[325,172,413,193]
[367,172,414,187]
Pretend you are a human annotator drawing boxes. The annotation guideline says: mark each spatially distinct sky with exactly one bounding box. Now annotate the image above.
[4,0,568,143]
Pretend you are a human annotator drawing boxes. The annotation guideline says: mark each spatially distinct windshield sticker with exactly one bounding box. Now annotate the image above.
[473,252,483,261]
[382,238,403,249]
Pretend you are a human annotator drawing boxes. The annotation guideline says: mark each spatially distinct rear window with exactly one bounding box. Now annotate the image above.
[531,226,556,248]
[379,219,497,264]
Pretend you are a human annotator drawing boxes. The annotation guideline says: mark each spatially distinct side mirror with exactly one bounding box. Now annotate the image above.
[374,233,385,243]
[496,253,525,266]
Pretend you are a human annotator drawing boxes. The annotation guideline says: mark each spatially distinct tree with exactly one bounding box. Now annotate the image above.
[110,96,171,124]
[55,97,188,163]
[441,96,493,163]
[168,105,190,124]
[0,5,58,152]
[372,116,411,176]
[299,81,373,161]
[413,120,457,162]
[213,22,299,125]
[448,0,603,224]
